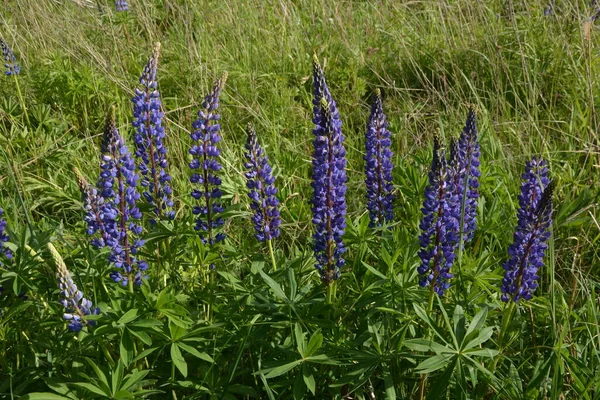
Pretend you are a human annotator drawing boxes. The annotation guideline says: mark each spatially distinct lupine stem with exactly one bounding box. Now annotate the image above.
[13,75,31,128]
[267,239,277,271]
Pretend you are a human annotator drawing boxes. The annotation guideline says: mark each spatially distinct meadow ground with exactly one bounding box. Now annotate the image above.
[0,0,599,398]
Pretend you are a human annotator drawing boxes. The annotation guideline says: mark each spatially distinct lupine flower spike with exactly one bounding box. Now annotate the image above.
[311,56,348,284]
[449,108,480,245]
[364,89,394,227]
[115,0,128,11]
[1,38,20,76]
[48,243,100,332]
[75,167,111,248]
[189,73,228,246]
[418,137,460,296]
[501,158,553,302]
[97,107,147,287]
[244,123,281,242]
[0,208,13,266]
[132,43,174,221]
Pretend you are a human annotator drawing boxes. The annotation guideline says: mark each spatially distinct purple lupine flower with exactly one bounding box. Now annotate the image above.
[132,43,174,221]
[364,89,394,227]
[501,158,553,302]
[544,1,554,15]
[48,243,100,332]
[115,0,128,11]
[311,56,347,284]
[75,167,111,248]
[418,138,460,296]
[97,108,147,287]
[0,208,13,265]
[449,108,481,244]
[244,123,281,242]
[1,39,20,76]
[189,73,228,245]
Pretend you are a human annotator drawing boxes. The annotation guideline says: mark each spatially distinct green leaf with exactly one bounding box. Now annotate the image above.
[120,329,134,367]
[259,270,288,301]
[85,359,111,393]
[117,309,139,325]
[120,369,150,392]
[128,328,152,346]
[306,330,323,357]
[427,358,457,400]
[415,354,455,374]
[295,323,307,357]
[178,342,214,363]
[263,359,302,379]
[361,261,387,280]
[72,382,110,397]
[171,343,188,378]
[464,308,488,340]
[413,304,450,346]
[404,339,451,354]
[111,360,124,395]
[21,394,72,400]
[302,365,316,395]
[384,369,396,400]
[463,327,494,350]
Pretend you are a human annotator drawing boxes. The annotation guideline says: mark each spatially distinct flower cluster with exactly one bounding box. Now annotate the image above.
[501,158,553,302]
[97,109,147,287]
[132,43,174,221]
[244,123,281,242]
[189,73,228,245]
[0,208,13,266]
[115,0,128,11]
[418,138,460,296]
[75,167,111,248]
[364,89,394,227]
[311,56,347,284]
[450,108,481,244]
[1,38,20,76]
[48,243,100,332]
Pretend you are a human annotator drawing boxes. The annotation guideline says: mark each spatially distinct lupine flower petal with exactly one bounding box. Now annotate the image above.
[311,56,347,284]
[0,208,13,265]
[364,89,394,227]
[115,0,128,11]
[418,137,460,296]
[1,38,20,76]
[244,123,281,242]
[189,73,227,245]
[501,158,553,302]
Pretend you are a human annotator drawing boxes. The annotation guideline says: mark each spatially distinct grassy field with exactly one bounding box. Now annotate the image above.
[0,0,599,398]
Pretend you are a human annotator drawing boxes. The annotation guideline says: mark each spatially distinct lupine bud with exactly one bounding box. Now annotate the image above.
[115,0,128,11]
[501,158,553,302]
[97,108,147,286]
[48,243,100,332]
[1,39,20,76]
[132,43,174,221]
[189,73,228,245]
[244,123,281,242]
[417,138,460,296]
[364,89,394,227]
[311,56,347,284]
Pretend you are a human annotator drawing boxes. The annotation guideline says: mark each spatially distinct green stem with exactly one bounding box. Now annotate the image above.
[267,239,277,271]
[326,281,336,305]
[13,75,31,128]
[490,301,516,373]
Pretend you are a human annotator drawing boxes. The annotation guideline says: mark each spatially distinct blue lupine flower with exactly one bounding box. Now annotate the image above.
[1,39,20,76]
[544,1,554,15]
[97,109,147,287]
[501,158,553,302]
[115,0,128,11]
[0,208,13,265]
[48,243,100,332]
[75,167,111,249]
[244,123,281,242]
[418,138,460,296]
[189,73,228,245]
[132,43,174,221]
[311,56,347,284]
[449,108,481,244]
[364,89,394,227]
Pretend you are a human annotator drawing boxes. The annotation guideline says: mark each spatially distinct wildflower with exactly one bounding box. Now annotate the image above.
[189,73,228,245]
[501,158,553,302]
[48,243,100,332]
[1,39,20,76]
[449,108,480,244]
[311,56,347,284]
[132,43,174,221]
[364,89,394,227]
[98,108,147,287]
[544,1,554,15]
[417,138,460,296]
[244,123,281,242]
[75,167,111,248]
[0,208,12,265]
[115,0,128,11]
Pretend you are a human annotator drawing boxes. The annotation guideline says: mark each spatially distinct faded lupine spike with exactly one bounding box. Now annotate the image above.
[449,108,481,245]
[501,158,553,302]
[115,0,128,11]
[189,73,228,246]
[364,89,395,227]
[132,43,174,221]
[48,243,100,332]
[311,57,347,284]
[417,137,460,296]
[97,107,147,287]
[244,123,281,242]
[1,38,20,76]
